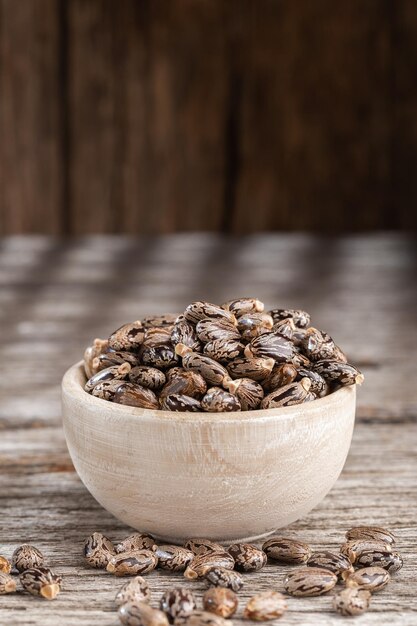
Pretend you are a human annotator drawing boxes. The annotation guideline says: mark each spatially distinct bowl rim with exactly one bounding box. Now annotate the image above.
[62,361,356,424]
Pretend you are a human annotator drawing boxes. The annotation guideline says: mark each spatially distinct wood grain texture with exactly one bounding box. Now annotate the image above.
[0,234,416,624]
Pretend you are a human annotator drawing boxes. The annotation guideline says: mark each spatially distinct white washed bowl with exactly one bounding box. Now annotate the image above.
[62,362,356,543]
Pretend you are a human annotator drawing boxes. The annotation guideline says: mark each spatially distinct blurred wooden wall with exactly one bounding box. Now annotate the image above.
[0,0,416,234]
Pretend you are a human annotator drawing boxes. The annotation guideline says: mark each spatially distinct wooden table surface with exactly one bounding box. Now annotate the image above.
[1,234,416,625]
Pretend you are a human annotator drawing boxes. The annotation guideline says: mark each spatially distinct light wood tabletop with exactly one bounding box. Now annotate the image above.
[1,234,416,625]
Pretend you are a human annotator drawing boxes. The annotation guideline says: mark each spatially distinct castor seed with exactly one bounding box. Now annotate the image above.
[129,366,167,391]
[12,544,44,572]
[343,566,390,591]
[0,556,11,574]
[153,546,194,572]
[141,345,179,370]
[284,567,337,597]
[268,308,310,328]
[196,319,240,343]
[203,339,244,363]
[228,543,266,572]
[201,387,241,412]
[307,551,353,577]
[84,338,109,378]
[225,377,264,410]
[355,550,403,573]
[260,378,312,408]
[114,382,159,410]
[203,587,238,618]
[243,591,287,621]
[109,321,144,351]
[119,601,170,626]
[184,302,236,326]
[0,572,16,594]
[181,351,232,388]
[160,370,207,399]
[85,363,131,392]
[262,537,311,564]
[160,587,197,622]
[142,314,178,329]
[301,327,347,363]
[107,549,158,576]
[20,567,62,600]
[227,356,275,381]
[333,587,371,616]
[84,532,115,568]
[221,297,264,316]
[94,350,139,371]
[116,534,156,554]
[171,319,201,352]
[184,551,234,579]
[244,333,296,362]
[184,539,224,556]
[261,363,298,392]
[314,360,364,386]
[115,576,151,606]
[340,539,392,564]
[345,526,396,545]
[173,610,230,626]
[160,394,202,412]
[204,567,243,592]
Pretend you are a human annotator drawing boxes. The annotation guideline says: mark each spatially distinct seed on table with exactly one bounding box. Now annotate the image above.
[225,378,264,410]
[171,319,202,352]
[141,345,179,370]
[0,556,11,574]
[160,394,202,412]
[260,378,312,409]
[301,327,347,363]
[343,566,390,591]
[340,539,392,564]
[142,314,178,328]
[262,537,311,564]
[204,567,243,592]
[196,319,240,343]
[20,567,62,600]
[115,576,151,606]
[228,543,266,572]
[307,551,353,577]
[295,368,328,396]
[313,360,364,386]
[85,363,131,392]
[203,339,244,363]
[345,526,396,545]
[107,549,158,576]
[268,308,311,328]
[355,550,403,573]
[84,338,110,378]
[333,587,371,617]
[91,379,128,401]
[284,567,337,597]
[201,387,241,412]
[0,572,16,594]
[243,591,287,621]
[184,302,237,326]
[180,351,232,388]
[129,366,167,391]
[227,356,275,381]
[221,297,264,316]
[12,544,45,572]
[109,321,145,351]
[114,382,160,410]
[203,587,238,618]
[84,532,115,568]
[160,370,207,399]
[244,332,296,362]
[142,327,173,348]
[184,551,235,579]
[173,610,230,626]
[116,534,156,554]
[184,539,224,555]
[153,546,194,572]
[119,601,170,626]
[160,587,197,621]
[261,363,298,392]
[95,350,140,371]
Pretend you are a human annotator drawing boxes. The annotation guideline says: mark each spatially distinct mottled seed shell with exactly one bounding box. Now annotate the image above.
[345,526,396,545]
[95,350,140,371]
[196,319,240,343]
[107,549,158,576]
[160,587,197,622]
[142,314,178,328]
[228,544,266,572]
[116,534,156,554]
[184,302,236,326]
[0,572,16,594]
[260,378,312,409]
[184,539,224,555]
[12,544,45,572]
[114,382,160,410]
[173,610,230,626]
[171,319,201,352]
[243,591,287,621]
[201,387,241,412]
[284,567,337,597]
[84,532,115,568]
[296,368,328,396]
[204,567,243,592]
[344,566,390,591]
[301,327,347,363]
[153,546,194,572]
[91,379,127,401]
[203,587,238,618]
[245,333,296,362]
[340,539,392,564]
[225,378,264,410]
[0,556,11,574]
[142,327,173,348]
[119,601,170,626]
[237,312,274,340]
[160,394,202,412]
[355,550,403,573]
[307,551,353,577]
[203,339,244,363]
[85,363,131,392]
[314,360,364,386]
[181,352,231,388]
[227,357,275,381]
[84,338,109,377]
[141,345,179,369]
[333,587,371,616]
[262,537,312,564]
[109,321,144,351]
[20,567,62,600]
[160,370,207,399]
[129,366,167,391]
[221,297,264,316]
[184,551,235,579]
[115,576,151,606]
[268,308,310,328]
[273,318,296,340]
[261,363,298,392]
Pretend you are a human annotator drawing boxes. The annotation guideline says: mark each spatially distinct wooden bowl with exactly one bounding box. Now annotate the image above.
[62,362,356,543]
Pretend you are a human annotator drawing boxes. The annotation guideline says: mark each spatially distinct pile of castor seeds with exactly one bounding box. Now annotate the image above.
[83,298,364,412]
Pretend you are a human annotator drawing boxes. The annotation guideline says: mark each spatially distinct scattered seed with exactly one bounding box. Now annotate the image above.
[203,587,238,618]
[333,587,371,616]
[204,567,243,592]
[284,567,337,597]
[0,572,16,594]
[306,551,353,577]
[173,609,230,626]
[0,556,11,575]
[340,539,392,564]
[107,550,158,576]
[343,566,390,591]
[116,534,156,554]
[355,549,403,573]
[160,587,197,622]
[228,544,266,572]
[201,387,241,412]
[119,601,170,626]
[345,526,396,545]
[153,546,194,572]
[184,539,224,556]
[12,544,44,572]
[243,591,287,621]
[184,551,235,579]
[20,567,62,600]
[115,576,151,606]
[262,537,311,564]
[84,532,115,568]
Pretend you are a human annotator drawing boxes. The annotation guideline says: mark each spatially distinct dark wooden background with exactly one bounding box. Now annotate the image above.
[1,0,416,235]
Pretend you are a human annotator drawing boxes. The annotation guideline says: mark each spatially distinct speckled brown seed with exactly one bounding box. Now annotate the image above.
[184,551,235,579]
[0,556,11,574]
[262,537,312,564]
[203,587,238,618]
[260,378,312,409]
[184,302,236,326]
[153,546,194,572]
[225,378,264,411]
[345,526,396,545]
[203,339,244,363]
[160,587,197,622]
[296,368,328,396]
[173,610,230,626]
[160,370,207,399]
[129,366,167,391]
[243,591,287,621]
[94,350,139,371]
[268,308,310,328]
[355,550,403,573]
[119,601,170,626]
[284,567,337,597]
[201,387,241,412]
[227,356,275,381]
[343,566,390,591]
[160,394,202,412]
[12,544,45,572]
[0,572,16,594]
[333,587,371,616]
[107,550,158,576]
[244,332,296,362]
[20,567,62,600]
[307,551,353,577]
[114,382,160,409]
[228,544,266,572]
[340,539,392,564]
[314,360,364,386]
[141,345,179,370]
[261,363,298,392]
[83,338,109,378]
[116,533,156,554]
[222,297,264,316]
[184,539,224,555]
[180,351,232,388]
[115,576,151,606]
[91,379,127,401]
[171,319,202,352]
[109,321,144,351]
[237,312,274,340]
[196,319,240,343]
[142,314,178,328]
[301,327,347,363]
[84,532,115,568]
[204,567,243,592]
[142,327,173,348]
[272,318,296,340]
[84,363,131,392]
